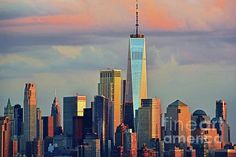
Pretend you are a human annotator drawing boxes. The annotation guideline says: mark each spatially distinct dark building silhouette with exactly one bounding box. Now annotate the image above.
[26,139,41,157]
[121,80,126,122]
[36,108,43,140]
[124,102,134,131]
[13,104,23,136]
[63,96,86,136]
[83,133,101,157]
[51,97,61,135]
[73,116,83,147]
[113,123,137,157]
[115,123,128,147]
[43,137,53,157]
[93,95,112,157]
[212,99,231,147]
[216,99,227,121]
[83,108,93,135]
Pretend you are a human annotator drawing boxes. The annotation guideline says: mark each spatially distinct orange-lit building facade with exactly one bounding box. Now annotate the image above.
[165,100,191,150]
[137,98,161,149]
[0,117,11,157]
[98,69,121,142]
[24,83,37,142]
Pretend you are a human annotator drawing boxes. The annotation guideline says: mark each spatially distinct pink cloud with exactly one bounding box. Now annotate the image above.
[0,0,235,34]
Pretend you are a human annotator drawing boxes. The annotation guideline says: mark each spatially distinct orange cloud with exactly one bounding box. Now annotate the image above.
[0,0,235,34]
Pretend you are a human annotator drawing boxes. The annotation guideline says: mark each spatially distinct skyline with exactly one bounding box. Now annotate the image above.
[0,0,236,144]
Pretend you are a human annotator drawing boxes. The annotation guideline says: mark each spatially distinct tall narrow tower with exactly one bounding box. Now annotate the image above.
[51,97,61,134]
[125,0,147,117]
[98,69,121,142]
[216,99,227,122]
[24,83,37,142]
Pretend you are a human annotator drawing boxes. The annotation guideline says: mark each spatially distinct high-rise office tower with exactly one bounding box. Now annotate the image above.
[83,108,93,135]
[36,108,43,141]
[125,0,147,117]
[14,104,23,136]
[216,99,227,122]
[212,99,230,147]
[51,97,61,135]
[63,95,86,136]
[4,98,14,121]
[42,116,54,139]
[137,98,161,149]
[73,116,83,147]
[0,117,11,157]
[93,95,112,157]
[165,100,191,150]
[98,69,121,142]
[4,98,14,136]
[24,83,37,142]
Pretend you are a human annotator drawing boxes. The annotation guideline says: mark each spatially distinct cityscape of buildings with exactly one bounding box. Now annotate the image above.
[0,1,236,157]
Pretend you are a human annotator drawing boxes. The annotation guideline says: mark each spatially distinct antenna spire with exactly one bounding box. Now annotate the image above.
[136,0,139,35]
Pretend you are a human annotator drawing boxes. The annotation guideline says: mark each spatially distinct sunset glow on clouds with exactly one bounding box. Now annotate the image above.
[0,0,236,142]
[1,0,236,34]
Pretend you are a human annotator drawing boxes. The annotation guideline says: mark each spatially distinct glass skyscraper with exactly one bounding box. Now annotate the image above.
[125,0,147,118]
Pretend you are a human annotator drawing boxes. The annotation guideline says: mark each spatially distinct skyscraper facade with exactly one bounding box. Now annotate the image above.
[216,99,227,121]
[137,98,161,149]
[115,123,128,148]
[124,129,137,157]
[63,96,86,136]
[4,98,14,121]
[124,102,135,131]
[51,97,61,135]
[98,69,121,142]
[93,95,112,157]
[73,116,83,146]
[212,99,230,147]
[0,117,11,157]
[165,100,191,150]
[24,83,37,142]
[83,108,93,135]
[4,98,14,136]
[42,116,54,139]
[125,0,147,117]
[14,104,23,136]
[36,108,43,140]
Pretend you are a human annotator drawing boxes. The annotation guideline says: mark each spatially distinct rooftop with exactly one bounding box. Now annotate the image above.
[169,100,188,107]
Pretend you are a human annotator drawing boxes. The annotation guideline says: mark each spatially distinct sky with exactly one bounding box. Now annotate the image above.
[0,0,236,142]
